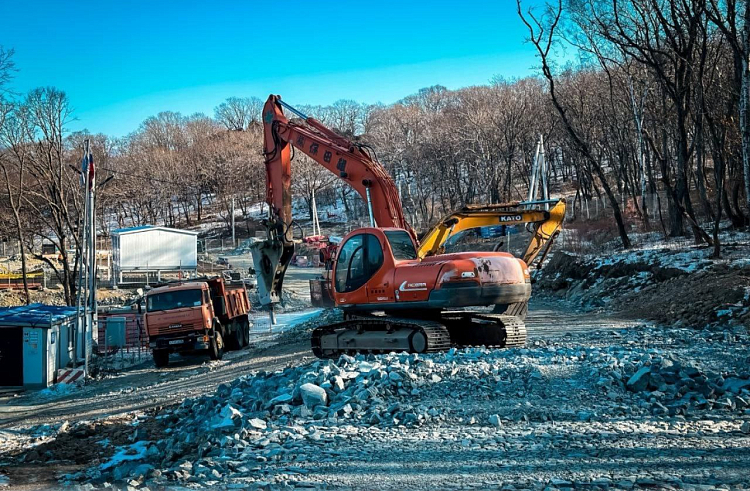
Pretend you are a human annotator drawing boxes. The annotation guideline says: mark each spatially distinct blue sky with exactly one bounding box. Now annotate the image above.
[1,0,544,137]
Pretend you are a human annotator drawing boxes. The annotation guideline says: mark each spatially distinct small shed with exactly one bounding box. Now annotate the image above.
[0,304,77,388]
[111,225,198,286]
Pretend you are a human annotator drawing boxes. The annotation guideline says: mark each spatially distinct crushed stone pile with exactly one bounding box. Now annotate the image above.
[0,289,67,307]
[623,349,750,416]
[249,288,309,313]
[62,324,750,490]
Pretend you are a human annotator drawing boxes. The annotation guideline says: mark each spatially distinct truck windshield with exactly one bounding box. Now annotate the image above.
[384,230,417,260]
[147,289,203,312]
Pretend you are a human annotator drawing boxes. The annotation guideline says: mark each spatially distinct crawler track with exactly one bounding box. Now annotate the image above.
[312,316,451,358]
[311,312,526,358]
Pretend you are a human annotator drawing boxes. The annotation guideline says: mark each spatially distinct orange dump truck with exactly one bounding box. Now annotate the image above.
[143,277,251,367]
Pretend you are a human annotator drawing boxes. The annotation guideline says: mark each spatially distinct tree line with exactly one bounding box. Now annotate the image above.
[1,0,749,305]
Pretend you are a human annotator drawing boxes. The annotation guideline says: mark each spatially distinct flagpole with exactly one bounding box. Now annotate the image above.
[87,139,97,375]
[80,145,91,372]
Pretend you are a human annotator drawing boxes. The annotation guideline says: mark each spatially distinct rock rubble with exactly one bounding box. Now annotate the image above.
[64,322,750,490]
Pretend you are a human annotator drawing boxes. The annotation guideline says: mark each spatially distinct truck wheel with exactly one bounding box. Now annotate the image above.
[153,349,170,368]
[233,323,244,351]
[210,332,224,361]
[243,319,251,348]
[236,322,247,349]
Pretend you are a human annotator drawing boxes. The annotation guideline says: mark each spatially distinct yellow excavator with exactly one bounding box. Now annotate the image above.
[419,198,567,265]
[310,198,566,312]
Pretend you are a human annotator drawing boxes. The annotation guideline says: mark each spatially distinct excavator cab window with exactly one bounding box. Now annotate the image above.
[335,234,383,293]
[384,230,417,260]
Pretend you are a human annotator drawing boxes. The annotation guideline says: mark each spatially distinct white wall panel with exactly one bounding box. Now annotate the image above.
[114,228,197,270]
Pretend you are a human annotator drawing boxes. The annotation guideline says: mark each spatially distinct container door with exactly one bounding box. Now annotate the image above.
[0,327,23,387]
[22,328,43,386]
[57,321,74,368]
[47,327,57,385]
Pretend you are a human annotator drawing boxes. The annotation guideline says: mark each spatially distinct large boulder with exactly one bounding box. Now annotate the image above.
[626,367,651,392]
[299,383,328,408]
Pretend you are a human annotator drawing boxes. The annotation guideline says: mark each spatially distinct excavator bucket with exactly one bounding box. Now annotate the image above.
[249,219,295,308]
[520,198,566,267]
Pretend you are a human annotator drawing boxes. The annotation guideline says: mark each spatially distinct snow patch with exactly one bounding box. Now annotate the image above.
[100,441,150,470]
[39,382,78,398]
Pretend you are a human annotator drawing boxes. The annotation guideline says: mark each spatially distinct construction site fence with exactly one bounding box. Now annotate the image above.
[0,270,44,290]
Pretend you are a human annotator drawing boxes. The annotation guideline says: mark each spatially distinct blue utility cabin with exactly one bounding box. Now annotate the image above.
[0,304,77,388]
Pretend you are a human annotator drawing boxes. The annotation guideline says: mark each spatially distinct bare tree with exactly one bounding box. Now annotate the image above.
[21,87,80,305]
[706,0,750,222]
[0,101,32,303]
[0,46,15,96]
[292,153,338,231]
[518,0,632,248]
[214,97,263,131]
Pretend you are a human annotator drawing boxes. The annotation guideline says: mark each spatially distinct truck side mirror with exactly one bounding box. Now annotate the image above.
[137,300,143,314]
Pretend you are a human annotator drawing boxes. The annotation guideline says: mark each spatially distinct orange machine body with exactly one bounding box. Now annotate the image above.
[331,227,530,312]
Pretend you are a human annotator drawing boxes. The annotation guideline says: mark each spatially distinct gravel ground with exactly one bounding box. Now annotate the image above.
[3,298,748,490]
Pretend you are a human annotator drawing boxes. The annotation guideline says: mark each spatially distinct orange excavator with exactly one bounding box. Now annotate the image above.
[251,95,534,357]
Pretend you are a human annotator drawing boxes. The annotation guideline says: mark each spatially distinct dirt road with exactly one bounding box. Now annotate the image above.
[0,316,318,430]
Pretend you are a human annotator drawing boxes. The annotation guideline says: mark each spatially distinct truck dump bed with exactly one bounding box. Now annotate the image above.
[207,277,251,323]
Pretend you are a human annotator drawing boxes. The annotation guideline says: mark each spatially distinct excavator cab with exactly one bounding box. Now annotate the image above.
[334,233,384,294]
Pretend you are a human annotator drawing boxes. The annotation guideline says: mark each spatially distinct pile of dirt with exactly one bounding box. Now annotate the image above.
[614,264,749,327]
[0,289,67,307]
[2,412,168,489]
[0,287,136,308]
[537,250,750,328]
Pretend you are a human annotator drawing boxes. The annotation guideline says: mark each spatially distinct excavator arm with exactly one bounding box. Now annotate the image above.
[418,198,566,268]
[251,95,412,312]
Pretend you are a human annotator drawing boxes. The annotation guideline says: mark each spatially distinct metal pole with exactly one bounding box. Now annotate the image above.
[79,154,90,372]
[86,140,97,376]
[89,182,97,363]
[231,196,236,249]
[311,188,319,236]
[527,137,541,206]
[365,187,375,227]
[539,135,549,210]
[77,160,91,367]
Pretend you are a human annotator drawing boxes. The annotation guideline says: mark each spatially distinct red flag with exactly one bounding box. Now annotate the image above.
[87,150,95,190]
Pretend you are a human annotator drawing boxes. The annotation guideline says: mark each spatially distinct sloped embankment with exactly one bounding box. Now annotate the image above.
[536,245,750,328]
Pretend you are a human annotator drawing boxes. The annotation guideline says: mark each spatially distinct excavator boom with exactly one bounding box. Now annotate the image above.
[418,198,567,267]
[251,95,413,314]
